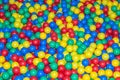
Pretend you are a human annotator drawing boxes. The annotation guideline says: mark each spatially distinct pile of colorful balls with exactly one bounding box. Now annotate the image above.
[0,0,120,80]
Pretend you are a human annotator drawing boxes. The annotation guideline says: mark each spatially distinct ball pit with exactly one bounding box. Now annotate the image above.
[0,0,120,80]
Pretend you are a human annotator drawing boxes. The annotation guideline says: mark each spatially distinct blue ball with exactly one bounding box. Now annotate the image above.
[0,42,4,50]
[37,70,46,78]
[82,59,89,66]
[109,53,115,60]
[112,43,119,49]
[43,15,48,21]
[48,48,55,55]
[15,76,23,80]
[25,30,33,37]
[39,46,46,52]
[3,0,9,4]
[29,45,36,52]
[106,64,114,70]
[100,75,107,80]
[20,48,28,55]
[12,34,19,41]
[40,40,47,45]
[57,46,64,53]
[25,71,31,77]
[7,38,13,43]
[57,53,64,60]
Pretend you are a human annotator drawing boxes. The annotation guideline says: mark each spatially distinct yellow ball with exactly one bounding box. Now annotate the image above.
[90,72,98,79]
[3,62,10,70]
[85,66,92,73]
[90,43,96,48]
[38,51,45,58]
[25,53,33,59]
[72,54,79,62]
[66,45,73,52]
[67,23,73,28]
[0,32,4,38]
[94,49,102,56]
[31,15,37,20]
[90,25,96,31]
[33,58,40,66]
[98,69,105,76]
[14,21,20,28]
[23,41,30,48]
[29,7,35,13]
[44,27,51,34]
[97,33,105,39]
[113,71,120,78]
[72,45,78,51]
[46,0,53,5]
[41,5,47,11]
[97,44,104,50]
[0,56,5,63]
[85,34,91,40]
[72,62,78,69]
[50,71,58,78]
[12,62,19,68]
[34,4,40,10]
[60,41,67,47]
[78,67,85,74]
[58,59,66,65]
[48,12,55,19]
[20,66,27,74]
[105,69,113,77]
[66,16,72,22]
[82,74,90,80]
[40,33,46,39]
[74,8,80,14]
[12,41,19,48]
[85,51,93,58]
[112,59,119,67]
[23,77,30,80]
[102,53,109,60]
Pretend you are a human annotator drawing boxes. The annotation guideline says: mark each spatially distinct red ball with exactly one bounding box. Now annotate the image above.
[12,75,16,80]
[108,40,114,46]
[51,36,58,41]
[11,31,18,35]
[19,32,26,38]
[103,6,109,12]
[34,0,38,2]
[27,22,32,27]
[1,49,8,56]
[116,77,120,80]
[63,76,70,80]
[30,76,38,80]
[13,67,20,75]
[28,64,36,70]
[43,22,49,28]
[72,69,77,74]
[90,7,96,12]
[32,39,40,46]
[42,59,49,66]
[11,54,18,61]
[61,27,67,34]
[18,56,24,62]
[0,38,7,44]
[96,23,101,29]
[64,70,71,76]
[113,30,119,37]
[18,0,23,2]
[58,65,65,72]
[27,58,33,65]
[99,60,106,68]
[105,60,110,64]
[72,19,78,25]
[32,26,39,33]
[0,12,4,18]
[92,65,99,72]
[79,6,85,12]
[44,66,51,74]
[38,11,43,17]
[69,32,75,38]
[104,44,108,50]
[54,0,60,4]
[106,28,112,35]
[19,61,26,66]
[91,58,99,65]
[39,27,44,32]
[115,66,120,72]
[116,55,120,60]
[58,72,64,79]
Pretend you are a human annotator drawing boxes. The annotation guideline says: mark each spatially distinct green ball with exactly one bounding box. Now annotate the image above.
[49,41,56,48]
[10,48,16,53]
[21,18,27,24]
[68,11,73,16]
[44,10,49,15]
[67,39,74,45]
[76,40,82,46]
[18,9,24,15]
[65,54,72,61]
[116,10,120,16]
[55,28,60,34]
[111,6,117,12]
[96,40,102,45]
[38,17,44,23]
[9,17,15,22]
[113,48,120,55]
[48,56,55,63]
[81,44,87,50]
[77,47,83,54]
[35,32,40,38]
[67,4,71,8]
[4,32,10,38]
[50,63,58,70]
[3,4,9,10]
[66,0,71,3]
[0,77,3,80]
[6,43,12,49]
[78,31,84,38]
[2,72,9,79]
[37,62,45,70]
[102,39,107,44]
[65,62,72,70]
[84,8,90,14]
[71,74,78,80]
[55,42,60,48]
[24,12,30,18]
[40,76,47,80]
[105,24,111,29]
[4,20,9,25]
[30,69,37,76]
[5,11,11,18]
[109,78,115,80]
[23,7,28,12]
[90,13,96,18]
[104,17,110,22]
[0,22,3,28]
[16,28,21,33]
[7,68,13,76]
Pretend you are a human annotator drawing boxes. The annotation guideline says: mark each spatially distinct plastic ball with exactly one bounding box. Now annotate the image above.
[50,71,58,78]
